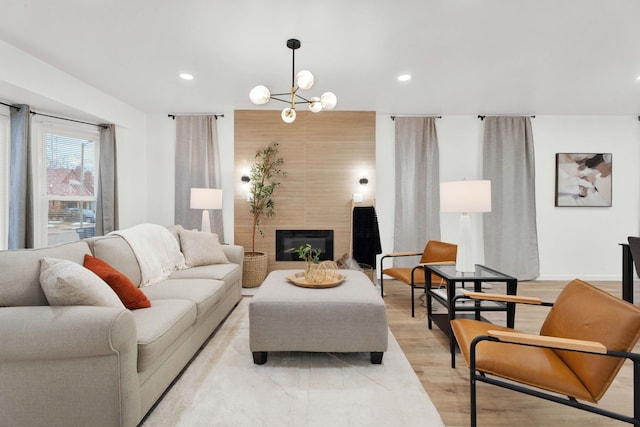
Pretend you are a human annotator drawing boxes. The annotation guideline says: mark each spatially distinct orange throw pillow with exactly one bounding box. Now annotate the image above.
[83,254,151,310]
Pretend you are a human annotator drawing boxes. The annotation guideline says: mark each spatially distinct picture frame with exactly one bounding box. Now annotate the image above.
[555,153,612,207]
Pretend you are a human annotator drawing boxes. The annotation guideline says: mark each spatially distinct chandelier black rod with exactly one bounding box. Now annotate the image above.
[267,97,313,105]
[291,45,296,90]
[269,96,290,103]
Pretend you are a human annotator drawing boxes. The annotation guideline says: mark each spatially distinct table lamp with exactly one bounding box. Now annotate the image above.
[440,180,491,272]
[190,188,223,233]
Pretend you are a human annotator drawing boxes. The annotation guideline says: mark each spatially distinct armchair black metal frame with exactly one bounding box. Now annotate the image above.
[452,281,640,427]
[379,252,425,317]
[469,334,640,427]
[379,240,456,318]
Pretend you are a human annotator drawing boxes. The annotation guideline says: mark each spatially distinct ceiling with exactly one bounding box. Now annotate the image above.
[0,0,639,118]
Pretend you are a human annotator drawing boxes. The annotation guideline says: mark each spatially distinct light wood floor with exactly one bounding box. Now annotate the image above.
[383,278,640,427]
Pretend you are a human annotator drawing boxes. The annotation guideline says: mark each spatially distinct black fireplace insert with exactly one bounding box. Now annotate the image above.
[275,229,334,261]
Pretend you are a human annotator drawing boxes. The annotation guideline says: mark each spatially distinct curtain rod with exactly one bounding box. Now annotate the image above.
[168,113,224,120]
[390,115,442,121]
[478,115,536,120]
[0,101,21,110]
[29,110,108,129]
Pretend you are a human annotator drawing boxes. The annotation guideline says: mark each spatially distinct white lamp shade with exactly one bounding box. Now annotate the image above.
[190,188,223,210]
[296,70,314,90]
[320,92,337,110]
[440,180,491,213]
[249,85,271,105]
[308,96,322,113]
[281,107,296,123]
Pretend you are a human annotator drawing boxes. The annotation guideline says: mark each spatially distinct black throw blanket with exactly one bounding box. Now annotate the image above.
[352,206,382,267]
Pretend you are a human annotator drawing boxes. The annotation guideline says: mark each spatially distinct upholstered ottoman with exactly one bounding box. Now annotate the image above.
[249,269,388,364]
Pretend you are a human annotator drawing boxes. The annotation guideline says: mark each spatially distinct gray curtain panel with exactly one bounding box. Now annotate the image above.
[96,124,118,235]
[174,115,224,241]
[393,117,441,268]
[8,104,33,249]
[482,116,539,280]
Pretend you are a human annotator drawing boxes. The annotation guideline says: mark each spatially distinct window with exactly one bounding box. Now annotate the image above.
[0,105,9,250]
[33,117,99,247]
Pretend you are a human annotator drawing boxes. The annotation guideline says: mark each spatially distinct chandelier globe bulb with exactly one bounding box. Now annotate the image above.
[320,92,337,110]
[296,70,314,90]
[308,97,323,113]
[281,107,296,123]
[249,85,271,105]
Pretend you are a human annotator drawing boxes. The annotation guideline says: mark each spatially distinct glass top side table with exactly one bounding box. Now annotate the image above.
[423,263,518,368]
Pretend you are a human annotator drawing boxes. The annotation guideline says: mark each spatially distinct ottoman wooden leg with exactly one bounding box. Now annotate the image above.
[370,352,384,364]
[253,351,268,365]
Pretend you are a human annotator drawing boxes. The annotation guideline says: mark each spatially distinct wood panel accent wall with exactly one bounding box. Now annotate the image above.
[234,110,376,273]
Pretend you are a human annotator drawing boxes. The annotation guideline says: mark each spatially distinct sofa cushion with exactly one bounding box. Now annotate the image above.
[131,299,196,372]
[142,279,224,321]
[39,258,124,308]
[0,240,91,306]
[92,236,142,287]
[178,229,229,267]
[83,255,151,310]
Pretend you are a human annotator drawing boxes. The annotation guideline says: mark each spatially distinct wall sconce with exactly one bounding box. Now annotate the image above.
[241,175,250,183]
[359,177,369,186]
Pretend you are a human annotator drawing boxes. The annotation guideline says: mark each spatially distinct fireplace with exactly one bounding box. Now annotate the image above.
[275,230,334,261]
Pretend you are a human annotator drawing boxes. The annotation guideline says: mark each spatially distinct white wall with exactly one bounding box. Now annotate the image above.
[374,114,640,281]
[145,114,175,227]
[534,116,640,280]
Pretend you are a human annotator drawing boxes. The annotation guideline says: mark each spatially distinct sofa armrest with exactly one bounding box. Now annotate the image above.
[223,244,244,266]
[0,305,135,360]
[0,306,141,427]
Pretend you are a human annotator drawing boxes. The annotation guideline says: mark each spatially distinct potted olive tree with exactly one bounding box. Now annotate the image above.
[242,142,285,287]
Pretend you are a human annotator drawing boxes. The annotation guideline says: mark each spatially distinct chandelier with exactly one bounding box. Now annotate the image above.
[249,38,337,123]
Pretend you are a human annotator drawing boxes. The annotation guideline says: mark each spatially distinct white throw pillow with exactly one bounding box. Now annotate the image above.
[39,258,124,308]
[179,229,230,267]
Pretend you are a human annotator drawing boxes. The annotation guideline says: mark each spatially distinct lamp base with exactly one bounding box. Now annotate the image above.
[201,210,211,233]
[456,213,475,273]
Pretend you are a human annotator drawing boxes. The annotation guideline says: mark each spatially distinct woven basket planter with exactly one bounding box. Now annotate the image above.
[242,251,268,288]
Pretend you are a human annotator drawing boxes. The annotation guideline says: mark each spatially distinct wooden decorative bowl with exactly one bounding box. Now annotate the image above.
[286,272,346,289]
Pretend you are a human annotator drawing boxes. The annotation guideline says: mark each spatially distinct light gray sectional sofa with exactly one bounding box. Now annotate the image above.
[0,226,243,427]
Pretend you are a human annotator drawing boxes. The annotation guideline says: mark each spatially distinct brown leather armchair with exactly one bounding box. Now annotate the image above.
[451,279,640,426]
[379,240,457,317]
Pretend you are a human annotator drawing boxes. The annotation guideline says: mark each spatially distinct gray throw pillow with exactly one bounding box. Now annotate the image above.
[179,229,230,267]
[39,257,124,307]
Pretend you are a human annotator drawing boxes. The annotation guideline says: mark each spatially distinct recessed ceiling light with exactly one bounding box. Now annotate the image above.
[179,73,194,80]
[397,74,411,82]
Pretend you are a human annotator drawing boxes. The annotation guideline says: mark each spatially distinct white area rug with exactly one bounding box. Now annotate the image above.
[142,298,444,427]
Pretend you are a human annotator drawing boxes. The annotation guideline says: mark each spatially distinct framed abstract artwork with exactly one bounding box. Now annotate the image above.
[555,153,612,207]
